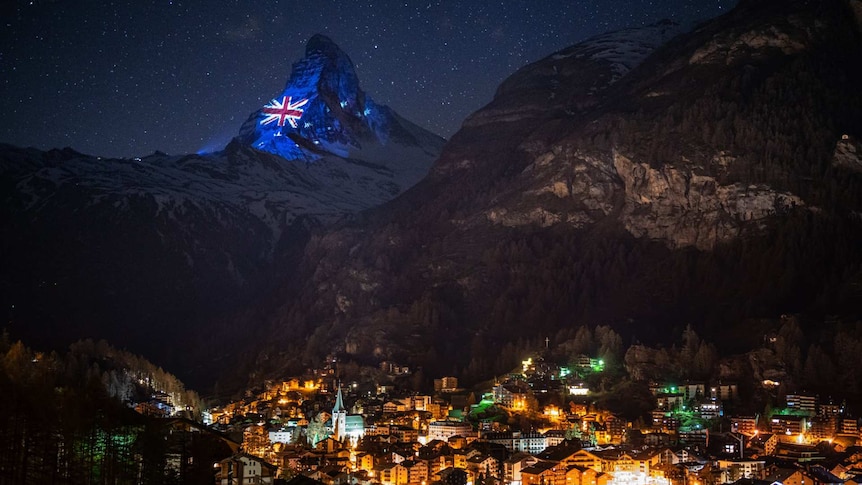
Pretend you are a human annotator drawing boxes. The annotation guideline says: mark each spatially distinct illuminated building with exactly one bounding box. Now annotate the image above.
[215,453,277,485]
[520,461,559,485]
[435,377,460,392]
[483,431,551,454]
[428,420,474,442]
[716,459,766,482]
[840,418,859,436]
[493,382,532,409]
[378,462,410,485]
[505,453,538,485]
[786,394,817,416]
[770,415,807,436]
[729,416,758,436]
[331,384,365,445]
[808,417,837,440]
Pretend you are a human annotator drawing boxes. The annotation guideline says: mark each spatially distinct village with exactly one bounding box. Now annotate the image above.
[172,352,862,485]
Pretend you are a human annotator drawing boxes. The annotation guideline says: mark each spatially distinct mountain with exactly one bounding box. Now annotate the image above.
[236,34,443,186]
[248,0,862,386]
[0,35,444,387]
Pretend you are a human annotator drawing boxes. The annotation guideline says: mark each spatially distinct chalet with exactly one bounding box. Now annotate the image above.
[535,442,583,467]
[425,453,452,475]
[493,382,532,409]
[770,415,807,436]
[504,452,538,485]
[765,468,809,485]
[809,417,838,440]
[435,377,460,392]
[466,454,500,480]
[521,460,560,485]
[806,465,844,485]
[215,453,278,485]
[840,418,859,436]
[383,400,410,414]
[730,416,758,436]
[308,464,351,485]
[592,449,657,474]
[401,459,429,484]
[314,437,344,454]
[678,429,709,447]
[749,433,779,456]
[429,420,474,442]
[604,415,628,443]
[716,459,767,482]
[390,426,419,443]
[774,442,824,462]
[484,431,554,454]
[376,462,409,485]
[565,465,610,485]
[655,448,681,465]
[391,448,411,464]
[643,432,674,447]
[355,452,374,472]
[564,450,606,472]
[436,467,468,485]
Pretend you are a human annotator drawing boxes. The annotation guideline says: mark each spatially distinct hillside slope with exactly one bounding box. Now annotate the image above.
[250,0,862,387]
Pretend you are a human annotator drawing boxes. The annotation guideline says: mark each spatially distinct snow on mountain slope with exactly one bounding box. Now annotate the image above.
[5,142,426,246]
[3,34,445,257]
[552,19,683,81]
[464,20,683,127]
[0,34,445,385]
[236,34,444,185]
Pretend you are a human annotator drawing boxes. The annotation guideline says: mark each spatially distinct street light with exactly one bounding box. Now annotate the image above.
[730,433,744,459]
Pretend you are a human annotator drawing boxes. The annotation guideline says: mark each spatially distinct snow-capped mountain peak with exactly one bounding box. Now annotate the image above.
[236,34,444,175]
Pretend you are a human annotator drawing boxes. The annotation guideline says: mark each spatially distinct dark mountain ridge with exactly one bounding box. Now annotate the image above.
[0,36,444,388]
[243,0,862,390]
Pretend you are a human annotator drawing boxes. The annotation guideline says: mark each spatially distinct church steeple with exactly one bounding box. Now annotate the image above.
[333,382,347,414]
[332,382,348,442]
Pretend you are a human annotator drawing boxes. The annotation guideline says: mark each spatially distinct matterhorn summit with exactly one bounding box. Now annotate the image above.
[237,34,444,189]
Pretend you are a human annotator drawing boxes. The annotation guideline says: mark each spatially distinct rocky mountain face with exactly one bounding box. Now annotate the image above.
[0,36,443,386]
[250,0,862,386]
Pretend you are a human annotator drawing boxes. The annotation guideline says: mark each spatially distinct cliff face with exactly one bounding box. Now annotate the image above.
[834,135,862,172]
[612,151,803,249]
[244,0,862,385]
[458,0,860,251]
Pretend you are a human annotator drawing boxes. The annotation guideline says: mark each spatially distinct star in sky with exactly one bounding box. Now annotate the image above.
[0,0,736,158]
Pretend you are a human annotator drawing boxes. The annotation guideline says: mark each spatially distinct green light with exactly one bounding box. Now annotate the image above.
[586,358,605,373]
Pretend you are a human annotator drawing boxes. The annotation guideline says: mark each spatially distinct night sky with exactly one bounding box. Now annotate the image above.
[1,0,736,159]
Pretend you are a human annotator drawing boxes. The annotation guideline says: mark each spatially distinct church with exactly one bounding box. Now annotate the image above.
[329,384,365,445]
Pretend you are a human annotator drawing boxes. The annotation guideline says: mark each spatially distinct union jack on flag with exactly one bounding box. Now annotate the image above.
[260,96,309,128]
